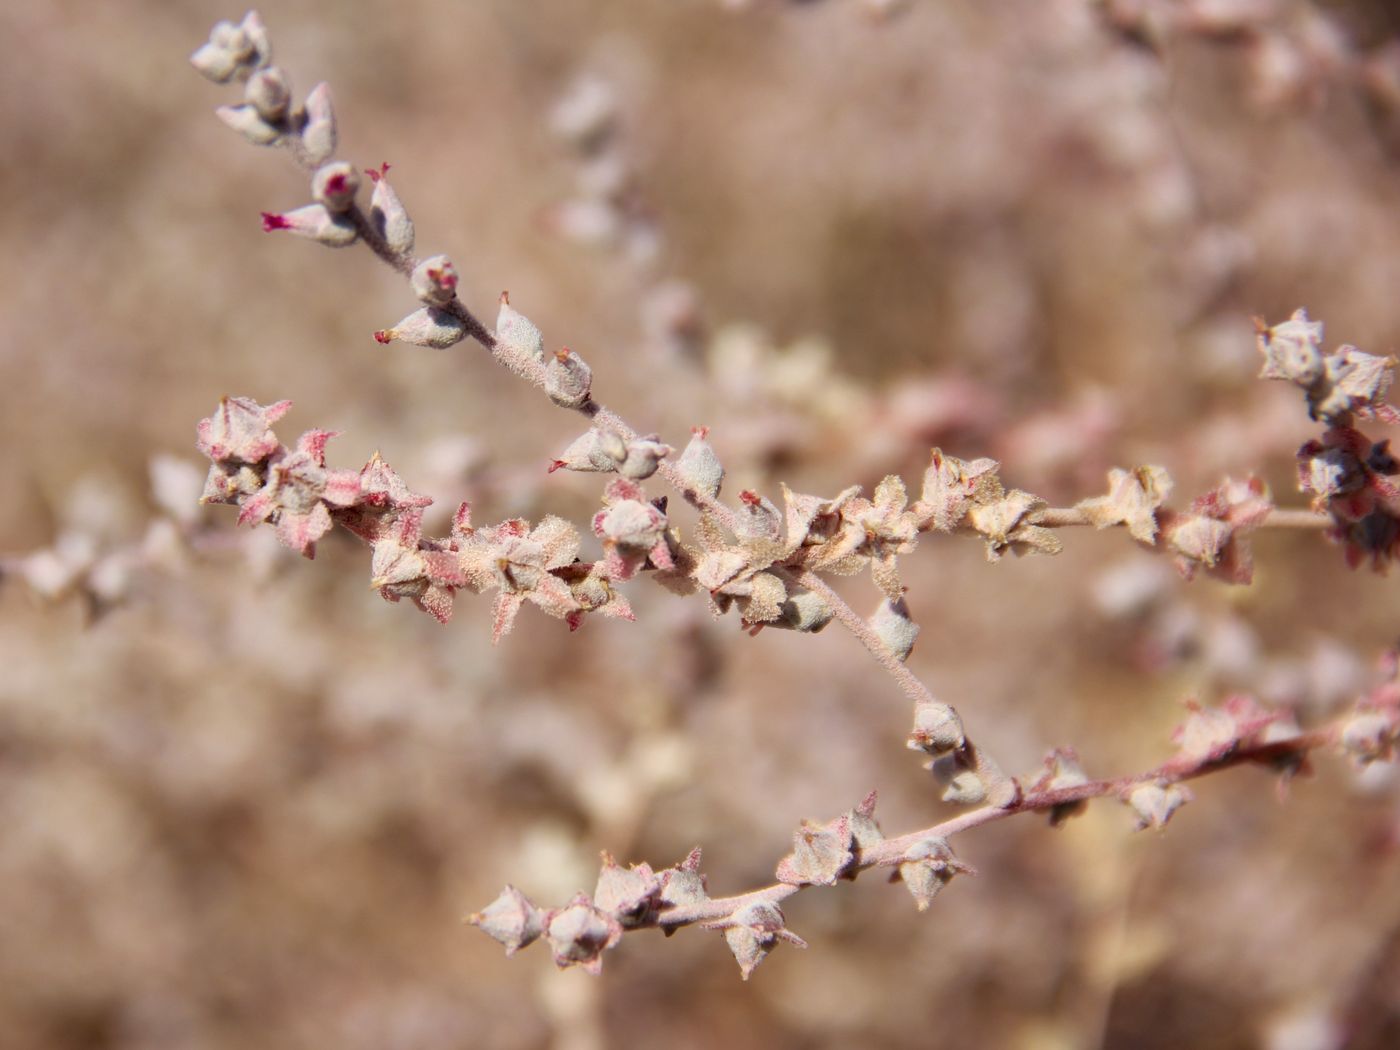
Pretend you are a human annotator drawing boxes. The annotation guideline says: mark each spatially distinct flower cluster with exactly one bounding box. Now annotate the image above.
[1259,309,1400,569]
[195,396,634,636]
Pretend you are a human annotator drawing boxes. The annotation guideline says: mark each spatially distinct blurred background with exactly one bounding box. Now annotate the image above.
[3,0,1400,1047]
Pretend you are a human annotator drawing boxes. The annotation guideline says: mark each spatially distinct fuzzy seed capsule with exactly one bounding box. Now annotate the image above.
[545,347,593,408]
[260,204,357,247]
[411,255,460,307]
[374,307,467,349]
[311,161,360,213]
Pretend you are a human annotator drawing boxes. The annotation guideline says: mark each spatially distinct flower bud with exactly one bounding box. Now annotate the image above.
[410,255,460,307]
[191,36,243,83]
[374,307,467,349]
[216,103,281,145]
[261,205,357,247]
[676,426,724,499]
[545,347,593,408]
[773,588,833,632]
[907,700,965,756]
[700,901,806,981]
[311,161,359,213]
[618,436,672,481]
[1126,781,1190,829]
[894,838,974,912]
[468,885,543,957]
[543,894,622,975]
[496,292,546,362]
[366,162,414,254]
[245,66,291,123]
[300,83,337,166]
[871,596,920,662]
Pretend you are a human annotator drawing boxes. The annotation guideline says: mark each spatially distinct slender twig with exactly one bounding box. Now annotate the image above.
[650,721,1342,931]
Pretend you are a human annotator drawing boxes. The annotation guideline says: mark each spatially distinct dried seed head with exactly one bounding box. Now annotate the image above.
[374,308,467,349]
[545,347,593,408]
[410,255,460,307]
[311,161,360,213]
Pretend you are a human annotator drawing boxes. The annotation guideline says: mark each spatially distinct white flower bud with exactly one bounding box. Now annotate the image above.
[907,700,965,756]
[410,255,459,307]
[245,66,291,123]
[311,161,359,213]
[774,588,833,632]
[215,103,281,145]
[495,292,546,362]
[676,426,723,499]
[374,307,467,349]
[191,38,242,83]
[619,436,672,481]
[300,83,337,166]
[1126,782,1191,830]
[871,596,920,662]
[364,163,414,255]
[549,74,617,148]
[261,204,357,247]
[545,348,593,408]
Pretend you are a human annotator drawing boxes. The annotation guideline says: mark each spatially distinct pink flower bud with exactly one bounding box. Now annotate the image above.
[300,83,337,166]
[374,308,467,349]
[311,161,359,213]
[410,255,459,307]
[260,204,357,247]
[365,162,414,254]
